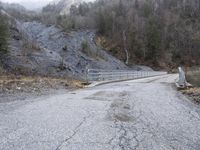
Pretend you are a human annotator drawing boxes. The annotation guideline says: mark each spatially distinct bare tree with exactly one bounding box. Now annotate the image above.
[122,30,129,65]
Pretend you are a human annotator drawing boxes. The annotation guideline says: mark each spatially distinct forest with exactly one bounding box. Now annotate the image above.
[1,0,200,70]
[42,0,200,69]
[0,13,8,55]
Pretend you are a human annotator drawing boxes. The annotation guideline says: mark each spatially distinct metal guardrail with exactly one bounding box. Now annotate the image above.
[86,69,167,82]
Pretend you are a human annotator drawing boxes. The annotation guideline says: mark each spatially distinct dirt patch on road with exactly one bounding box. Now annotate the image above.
[105,91,135,122]
[86,91,134,122]
[85,91,129,101]
[85,91,121,101]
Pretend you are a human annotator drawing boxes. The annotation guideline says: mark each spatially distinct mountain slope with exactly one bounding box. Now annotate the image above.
[3,19,127,79]
[0,4,129,79]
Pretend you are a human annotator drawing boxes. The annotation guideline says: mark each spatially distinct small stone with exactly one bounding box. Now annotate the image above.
[16,86,21,90]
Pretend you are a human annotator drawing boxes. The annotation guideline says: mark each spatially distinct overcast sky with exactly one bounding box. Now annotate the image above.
[0,0,54,10]
[0,0,53,3]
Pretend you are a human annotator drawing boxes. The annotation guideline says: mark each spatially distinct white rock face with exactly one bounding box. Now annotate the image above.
[20,0,52,10]
[1,0,95,11]
[57,0,95,14]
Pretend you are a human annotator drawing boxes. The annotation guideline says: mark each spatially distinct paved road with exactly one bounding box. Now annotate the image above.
[1,74,200,150]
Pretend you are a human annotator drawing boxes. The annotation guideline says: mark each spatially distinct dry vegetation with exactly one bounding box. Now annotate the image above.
[0,75,85,103]
[42,0,200,69]
[182,88,200,104]
[81,41,106,61]
[186,71,200,87]
[182,70,200,104]
[0,75,84,93]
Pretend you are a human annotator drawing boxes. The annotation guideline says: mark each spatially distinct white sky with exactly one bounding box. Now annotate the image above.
[0,0,53,3]
[0,0,95,10]
[0,0,54,10]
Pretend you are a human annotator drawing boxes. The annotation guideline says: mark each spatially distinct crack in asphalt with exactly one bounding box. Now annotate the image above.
[109,120,146,150]
[106,92,143,150]
[55,114,90,150]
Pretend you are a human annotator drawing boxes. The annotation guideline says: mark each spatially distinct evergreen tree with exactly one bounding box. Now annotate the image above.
[146,17,161,63]
[0,14,8,54]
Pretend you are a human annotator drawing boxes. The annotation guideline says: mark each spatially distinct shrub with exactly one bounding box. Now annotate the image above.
[81,41,89,51]
[0,14,8,54]
[81,41,93,57]
[63,45,68,51]
[186,71,200,87]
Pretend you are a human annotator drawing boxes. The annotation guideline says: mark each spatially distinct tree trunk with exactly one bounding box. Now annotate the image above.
[122,30,129,65]
[143,48,146,59]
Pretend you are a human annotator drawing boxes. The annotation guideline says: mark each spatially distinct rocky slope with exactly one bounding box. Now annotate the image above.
[3,21,127,80]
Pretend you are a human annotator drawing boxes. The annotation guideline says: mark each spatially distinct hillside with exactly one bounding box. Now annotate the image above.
[0,4,128,80]
[0,0,200,78]
[45,0,200,70]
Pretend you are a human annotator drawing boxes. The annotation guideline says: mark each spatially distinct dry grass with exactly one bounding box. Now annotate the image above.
[0,75,84,94]
[81,41,107,61]
[182,88,200,104]
[186,71,200,87]
[182,70,200,104]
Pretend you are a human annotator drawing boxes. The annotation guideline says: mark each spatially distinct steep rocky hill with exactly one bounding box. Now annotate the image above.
[2,19,127,79]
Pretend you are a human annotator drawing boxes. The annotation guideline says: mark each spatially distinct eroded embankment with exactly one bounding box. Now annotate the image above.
[3,21,127,79]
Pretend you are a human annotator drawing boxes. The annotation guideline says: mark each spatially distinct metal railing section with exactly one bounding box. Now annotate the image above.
[86,69,167,81]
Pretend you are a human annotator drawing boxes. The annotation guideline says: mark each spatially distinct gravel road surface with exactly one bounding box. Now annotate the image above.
[1,74,200,150]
